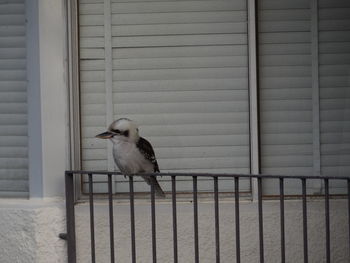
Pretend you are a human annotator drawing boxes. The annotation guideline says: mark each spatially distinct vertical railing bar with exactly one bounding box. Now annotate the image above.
[88,173,96,263]
[129,176,136,263]
[257,177,264,263]
[234,177,241,263]
[302,178,308,263]
[151,177,157,263]
[347,179,350,258]
[279,178,285,263]
[193,176,199,263]
[324,178,330,263]
[171,176,178,263]
[108,174,115,263]
[65,172,76,263]
[214,177,220,263]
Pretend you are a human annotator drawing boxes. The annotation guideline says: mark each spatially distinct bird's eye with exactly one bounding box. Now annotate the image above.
[123,130,129,137]
[111,129,120,134]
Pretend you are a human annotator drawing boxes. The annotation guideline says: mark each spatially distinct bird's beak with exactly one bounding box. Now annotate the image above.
[95,131,114,139]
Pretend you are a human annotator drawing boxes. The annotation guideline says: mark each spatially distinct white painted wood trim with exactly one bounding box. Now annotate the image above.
[248,0,259,200]
[26,0,43,198]
[104,0,116,191]
[311,0,322,192]
[67,0,82,200]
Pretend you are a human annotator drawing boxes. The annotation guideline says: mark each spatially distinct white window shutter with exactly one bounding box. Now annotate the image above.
[319,0,350,193]
[0,0,28,197]
[258,0,313,195]
[259,0,350,195]
[79,0,251,194]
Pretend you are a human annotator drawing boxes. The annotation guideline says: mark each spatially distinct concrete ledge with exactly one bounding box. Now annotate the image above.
[0,199,66,263]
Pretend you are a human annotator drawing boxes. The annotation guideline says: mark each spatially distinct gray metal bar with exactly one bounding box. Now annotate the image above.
[258,177,264,263]
[348,179,350,258]
[67,170,350,180]
[65,172,76,263]
[214,177,220,263]
[311,0,321,183]
[129,176,136,263]
[279,178,285,263]
[88,174,96,263]
[171,176,178,263]
[324,179,330,263]
[193,176,199,263]
[107,174,115,263]
[234,177,240,263]
[248,0,260,202]
[302,178,308,263]
[151,180,157,263]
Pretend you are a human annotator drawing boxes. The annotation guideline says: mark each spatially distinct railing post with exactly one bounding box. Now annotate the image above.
[129,176,136,263]
[279,178,285,263]
[302,178,308,263]
[348,179,350,256]
[234,177,241,263]
[257,177,264,263]
[193,176,199,263]
[65,171,76,263]
[324,178,330,263]
[214,176,220,263]
[88,174,96,263]
[108,174,115,263]
[171,176,178,263]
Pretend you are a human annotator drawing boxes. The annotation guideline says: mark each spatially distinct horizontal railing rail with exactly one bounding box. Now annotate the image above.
[64,171,350,263]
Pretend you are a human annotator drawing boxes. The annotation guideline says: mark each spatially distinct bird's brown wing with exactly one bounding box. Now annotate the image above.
[136,137,160,172]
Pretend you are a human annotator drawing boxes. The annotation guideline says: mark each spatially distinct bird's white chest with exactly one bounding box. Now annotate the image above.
[112,141,152,174]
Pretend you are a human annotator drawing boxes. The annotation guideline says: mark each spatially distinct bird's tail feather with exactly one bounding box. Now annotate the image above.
[142,176,166,197]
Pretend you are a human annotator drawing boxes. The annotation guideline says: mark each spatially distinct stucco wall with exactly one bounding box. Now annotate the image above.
[0,199,348,263]
[75,198,349,263]
[0,200,66,263]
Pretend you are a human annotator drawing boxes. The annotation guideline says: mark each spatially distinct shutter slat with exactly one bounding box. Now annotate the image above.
[112,22,247,36]
[81,56,248,70]
[0,179,28,192]
[319,0,350,8]
[83,145,249,160]
[260,43,310,55]
[112,11,247,25]
[113,101,248,114]
[0,59,26,69]
[0,169,27,180]
[319,8,350,20]
[0,48,26,59]
[259,10,310,21]
[85,123,249,137]
[112,1,246,14]
[0,125,27,135]
[0,15,25,25]
[260,0,310,9]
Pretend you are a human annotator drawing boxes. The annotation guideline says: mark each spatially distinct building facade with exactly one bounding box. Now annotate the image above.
[0,0,349,262]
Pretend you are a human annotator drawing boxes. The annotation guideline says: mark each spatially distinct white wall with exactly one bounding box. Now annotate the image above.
[75,199,349,263]
[0,200,66,263]
[37,0,68,198]
[26,0,69,198]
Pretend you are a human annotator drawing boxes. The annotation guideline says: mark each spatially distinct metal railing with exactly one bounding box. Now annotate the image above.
[64,171,350,263]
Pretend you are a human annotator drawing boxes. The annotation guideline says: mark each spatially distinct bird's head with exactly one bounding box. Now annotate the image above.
[95,118,139,143]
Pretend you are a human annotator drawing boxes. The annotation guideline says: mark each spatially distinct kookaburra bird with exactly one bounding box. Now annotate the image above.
[96,118,165,197]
